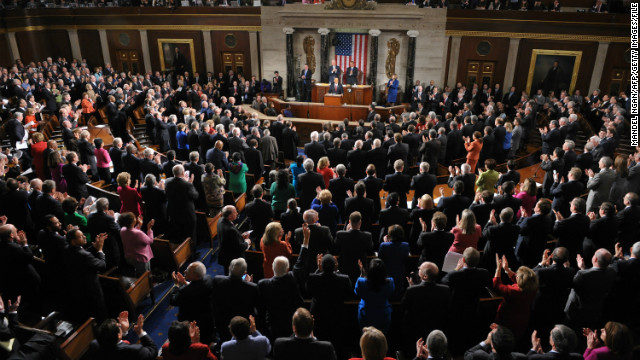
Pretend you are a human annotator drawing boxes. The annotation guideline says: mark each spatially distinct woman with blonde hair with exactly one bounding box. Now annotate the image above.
[349,327,395,360]
[316,156,336,189]
[311,189,339,235]
[515,177,537,218]
[493,255,539,342]
[449,209,482,254]
[117,171,143,216]
[30,132,48,179]
[260,222,292,278]
[409,194,435,253]
[503,121,513,160]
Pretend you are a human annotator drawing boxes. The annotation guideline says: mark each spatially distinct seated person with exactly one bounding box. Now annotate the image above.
[87,311,157,360]
[161,321,217,360]
[221,315,271,360]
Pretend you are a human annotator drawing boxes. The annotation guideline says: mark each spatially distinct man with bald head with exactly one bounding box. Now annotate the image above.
[258,256,304,339]
[170,261,215,345]
[564,248,616,329]
[401,261,450,358]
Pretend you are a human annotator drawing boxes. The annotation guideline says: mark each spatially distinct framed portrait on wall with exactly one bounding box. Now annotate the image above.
[158,38,196,73]
[526,49,582,96]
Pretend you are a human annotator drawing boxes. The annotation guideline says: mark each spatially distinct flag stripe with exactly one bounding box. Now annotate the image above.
[334,33,368,84]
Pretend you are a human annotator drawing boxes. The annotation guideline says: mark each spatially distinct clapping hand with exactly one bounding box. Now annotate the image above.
[302,223,311,247]
[358,259,365,277]
[0,216,6,225]
[531,330,542,353]
[419,218,427,232]
[172,271,187,287]
[415,337,429,359]
[249,315,257,334]
[147,219,155,231]
[577,254,585,270]
[118,311,130,334]
[553,209,564,221]
[133,314,145,336]
[583,328,601,349]
[0,295,20,313]
[614,242,624,259]
[455,257,465,271]
[189,321,200,344]
[541,249,552,266]
[316,253,323,272]
[489,209,497,224]
[93,233,107,252]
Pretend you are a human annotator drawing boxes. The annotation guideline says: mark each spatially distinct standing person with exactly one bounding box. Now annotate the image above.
[355,258,395,334]
[217,206,251,275]
[165,165,199,244]
[78,130,98,179]
[221,316,271,360]
[449,209,482,254]
[378,224,410,299]
[260,223,293,279]
[118,212,154,277]
[161,321,217,360]
[316,157,336,189]
[201,163,226,217]
[94,138,112,183]
[300,64,313,102]
[270,169,296,218]
[30,132,48,180]
[464,131,483,173]
[116,172,143,216]
[386,74,399,106]
[228,153,249,196]
[62,152,90,200]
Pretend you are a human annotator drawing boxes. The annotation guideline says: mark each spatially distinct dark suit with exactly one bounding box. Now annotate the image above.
[384,172,411,209]
[217,217,249,272]
[416,230,454,270]
[304,141,327,166]
[258,273,304,339]
[335,229,373,283]
[345,66,358,85]
[491,194,523,222]
[531,263,576,335]
[62,163,89,201]
[87,211,121,269]
[496,170,521,189]
[516,214,554,268]
[169,276,215,344]
[481,222,520,272]
[243,147,264,177]
[307,270,353,347]
[366,147,387,178]
[78,138,98,179]
[345,195,375,233]
[328,82,343,94]
[346,149,367,180]
[419,139,440,174]
[326,147,347,170]
[212,275,259,341]
[378,206,410,245]
[35,193,64,228]
[328,176,354,222]
[387,143,409,170]
[410,172,436,209]
[165,176,199,242]
[401,281,451,357]
[616,205,640,250]
[464,343,526,360]
[297,171,325,210]
[86,334,157,360]
[437,194,472,230]
[64,245,107,322]
[526,351,583,360]
[553,213,590,263]
[362,175,383,220]
[140,158,163,180]
[293,225,333,273]
[245,199,274,246]
[565,266,616,328]
[122,153,143,184]
[273,336,336,360]
[448,173,476,200]
[550,180,584,218]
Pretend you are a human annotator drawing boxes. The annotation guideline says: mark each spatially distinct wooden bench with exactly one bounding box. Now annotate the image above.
[86,182,121,212]
[99,270,154,321]
[223,190,247,213]
[60,317,96,360]
[151,237,192,272]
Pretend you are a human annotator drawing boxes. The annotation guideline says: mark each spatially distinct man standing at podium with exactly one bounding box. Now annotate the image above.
[345,61,359,85]
[301,64,313,102]
[328,59,342,84]
[329,77,344,95]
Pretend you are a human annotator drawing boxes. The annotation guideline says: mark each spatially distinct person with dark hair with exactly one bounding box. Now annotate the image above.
[244,138,264,178]
[355,258,395,333]
[161,321,217,360]
[584,202,618,263]
[496,160,521,189]
[540,147,565,198]
[492,181,523,221]
[270,169,296,218]
[416,211,454,270]
[118,211,154,276]
[245,185,274,247]
[87,311,157,359]
[550,167,584,218]
[476,159,499,193]
[552,198,590,267]
[163,150,180,178]
[481,208,520,272]
[345,181,375,233]
[378,192,410,247]
[384,160,411,209]
[583,321,633,360]
[335,211,373,284]
[273,308,336,360]
[516,199,554,268]
[280,199,304,235]
[464,325,522,360]
[62,151,90,200]
[221,315,271,360]
[437,180,472,230]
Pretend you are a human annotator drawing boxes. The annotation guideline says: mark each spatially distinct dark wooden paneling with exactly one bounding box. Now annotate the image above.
[78,30,103,68]
[106,29,143,73]
[599,43,630,96]
[15,30,72,63]
[147,30,205,75]
[211,31,252,79]
[446,9,629,38]
[0,35,12,68]
[2,7,261,30]
[455,36,510,87]
[513,39,598,95]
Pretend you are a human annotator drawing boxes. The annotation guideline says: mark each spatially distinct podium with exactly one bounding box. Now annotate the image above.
[312,84,373,105]
[324,94,343,106]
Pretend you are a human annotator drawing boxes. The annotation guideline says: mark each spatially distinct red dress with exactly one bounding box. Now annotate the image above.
[161,342,217,360]
[117,185,143,216]
[30,141,48,179]
[449,224,482,253]
[317,167,335,189]
[261,238,292,279]
[493,272,536,341]
[464,139,482,173]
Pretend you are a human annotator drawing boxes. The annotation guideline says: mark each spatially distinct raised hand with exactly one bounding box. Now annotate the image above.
[189,321,200,344]
[249,315,257,334]
[147,219,155,231]
[541,249,551,266]
[489,209,497,224]
[577,254,585,270]
[614,242,624,259]
[316,253,323,272]
[302,223,311,246]
[133,314,145,336]
[118,311,130,333]
[531,330,542,353]
[419,218,427,232]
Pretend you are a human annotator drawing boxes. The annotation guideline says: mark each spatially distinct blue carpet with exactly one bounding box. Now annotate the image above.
[138,241,223,346]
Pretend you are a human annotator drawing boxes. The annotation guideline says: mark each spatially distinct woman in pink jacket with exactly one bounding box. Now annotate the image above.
[118,212,155,276]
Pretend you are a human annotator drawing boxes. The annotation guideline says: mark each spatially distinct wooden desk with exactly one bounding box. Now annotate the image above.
[312,84,372,105]
[324,94,343,106]
[268,98,404,122]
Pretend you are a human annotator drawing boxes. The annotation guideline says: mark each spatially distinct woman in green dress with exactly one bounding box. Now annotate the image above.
[228,152,248,196]
[270,169,296,218]
[62,196,91,242]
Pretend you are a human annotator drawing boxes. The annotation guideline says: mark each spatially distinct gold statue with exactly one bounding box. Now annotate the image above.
[303,36,316,75]
[385,38,400,79]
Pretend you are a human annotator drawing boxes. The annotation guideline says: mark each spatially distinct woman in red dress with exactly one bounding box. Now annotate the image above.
[464,131,483,173]
[260,222,292,279]
[316,156,336,189]
[30,132,48,179]
[493,254,538,342]
[116,171,142,216]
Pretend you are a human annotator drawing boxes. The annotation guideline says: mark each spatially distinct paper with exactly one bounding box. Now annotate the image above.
[442,251,463,273]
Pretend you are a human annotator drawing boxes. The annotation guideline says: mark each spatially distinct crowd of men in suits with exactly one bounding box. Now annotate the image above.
[0,55,639,359]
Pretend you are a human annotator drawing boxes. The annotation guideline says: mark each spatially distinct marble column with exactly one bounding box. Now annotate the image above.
[503,38,521,90]
[404,30,419,103]
[368,29,381,102]
[318,28,330,83]
[589,41,610,93]
[139,30,152,74]
[446,36,462,88]
[98,29,111,67]
[284,27,295,99]
[68,30,82,61]
[249,31,260,79]
[6,33,20,63]
[202,30,214,74]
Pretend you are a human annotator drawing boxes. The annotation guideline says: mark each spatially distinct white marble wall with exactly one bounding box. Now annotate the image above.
[260,5,448,96]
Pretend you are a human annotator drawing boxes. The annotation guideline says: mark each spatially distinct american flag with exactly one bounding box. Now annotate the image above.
[334,33,368,84]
